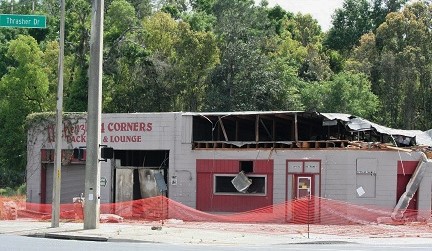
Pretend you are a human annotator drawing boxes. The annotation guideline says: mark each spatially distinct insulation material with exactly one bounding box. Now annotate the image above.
[154,172,167,192]
[231,171,252,193]
[138,169,163,198]
[100,213,124,223]
[115,169,133,203]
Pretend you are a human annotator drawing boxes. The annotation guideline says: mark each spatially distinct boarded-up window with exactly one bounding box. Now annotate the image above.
[356,159,377,198]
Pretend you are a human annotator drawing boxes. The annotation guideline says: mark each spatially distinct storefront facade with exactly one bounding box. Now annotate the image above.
[26,112,432,218]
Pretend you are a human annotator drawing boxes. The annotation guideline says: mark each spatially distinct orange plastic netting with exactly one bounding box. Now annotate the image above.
[1,196,431,237]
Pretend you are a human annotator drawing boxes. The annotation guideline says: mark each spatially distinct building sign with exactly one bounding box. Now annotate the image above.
[47,121,153,144]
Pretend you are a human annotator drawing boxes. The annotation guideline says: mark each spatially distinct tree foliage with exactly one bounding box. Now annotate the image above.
[301,72,379,117]
[348,1,432,129]
[0,35,52,187]
[325,0,407,53]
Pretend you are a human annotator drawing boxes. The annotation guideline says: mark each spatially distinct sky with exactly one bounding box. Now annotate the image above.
[258,0,345,31]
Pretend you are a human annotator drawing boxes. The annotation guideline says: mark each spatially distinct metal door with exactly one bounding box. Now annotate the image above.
[45,164,85,204]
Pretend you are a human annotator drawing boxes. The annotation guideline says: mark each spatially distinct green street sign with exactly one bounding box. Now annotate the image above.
[0,14,46,28]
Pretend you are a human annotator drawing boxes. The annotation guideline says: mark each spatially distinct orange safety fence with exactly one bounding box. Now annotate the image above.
[1,195,432,237]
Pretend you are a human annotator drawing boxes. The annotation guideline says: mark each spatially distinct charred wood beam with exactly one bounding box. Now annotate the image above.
[235,120,239,141]
[259,118,273,140]
[274,113,295,122]
[218,116,228,141]
[255,115,259,142]
[272,118,276,141]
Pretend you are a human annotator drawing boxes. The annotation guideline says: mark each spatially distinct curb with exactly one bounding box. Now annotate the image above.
[43,233,108,242]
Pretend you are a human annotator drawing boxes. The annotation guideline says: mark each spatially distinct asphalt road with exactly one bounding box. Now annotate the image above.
[1,235,432,251]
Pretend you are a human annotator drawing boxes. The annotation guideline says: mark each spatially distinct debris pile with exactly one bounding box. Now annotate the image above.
[0,201,18,220]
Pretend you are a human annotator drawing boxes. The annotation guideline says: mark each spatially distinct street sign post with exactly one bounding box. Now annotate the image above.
[0,14,46,28]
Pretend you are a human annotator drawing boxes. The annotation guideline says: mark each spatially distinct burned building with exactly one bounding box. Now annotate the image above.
[26,111,432,220]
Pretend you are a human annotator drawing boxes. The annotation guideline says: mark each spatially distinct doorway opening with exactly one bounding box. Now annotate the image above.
[113,150,169,203]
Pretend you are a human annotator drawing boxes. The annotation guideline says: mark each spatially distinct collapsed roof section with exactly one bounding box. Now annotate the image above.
[184,111,432,150]
[321,113,432,147]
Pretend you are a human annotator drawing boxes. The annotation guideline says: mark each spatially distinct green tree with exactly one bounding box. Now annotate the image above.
[268,31,308,110]
[370,0,408,29]
[109,11,178,112]
[63,0,92,112]
[0,29,21,78]
[347,1,432,129]
[325,0,408,53]
[186,0,217,32]
[278,12,331,82]
[173,22,219,111]
[104,0,139,73]
[345,33,379,77]
[266,5,294,36]
[0,35,51,187]
[206,0,289,111]
[128,0,153,18]
[375,2,432,129]
[190,0,216,13]
[325,0,372,52]
[143,12,179,59]
[301,72,379,118]
[182,10,216,32]
[298,44,332,82]
[105,11,208,113]
[291,13,322,47]
[154,0,190,14]
[105,0,138,45]
[103,1,161,112]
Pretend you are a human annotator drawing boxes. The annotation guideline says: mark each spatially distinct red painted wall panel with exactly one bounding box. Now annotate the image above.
[397,174,418,210]
[397,161,418,175]
[396,161,419,210]
[196,172,213,210]
[196,159,273,212]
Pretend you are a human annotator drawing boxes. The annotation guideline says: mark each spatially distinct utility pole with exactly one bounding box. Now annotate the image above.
[51,0,65,228]
[84,0,104,229]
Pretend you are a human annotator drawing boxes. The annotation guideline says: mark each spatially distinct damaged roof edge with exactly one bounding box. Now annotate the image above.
[182,111,304,117]
[320,113,432,146]
[183,111,432,147]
